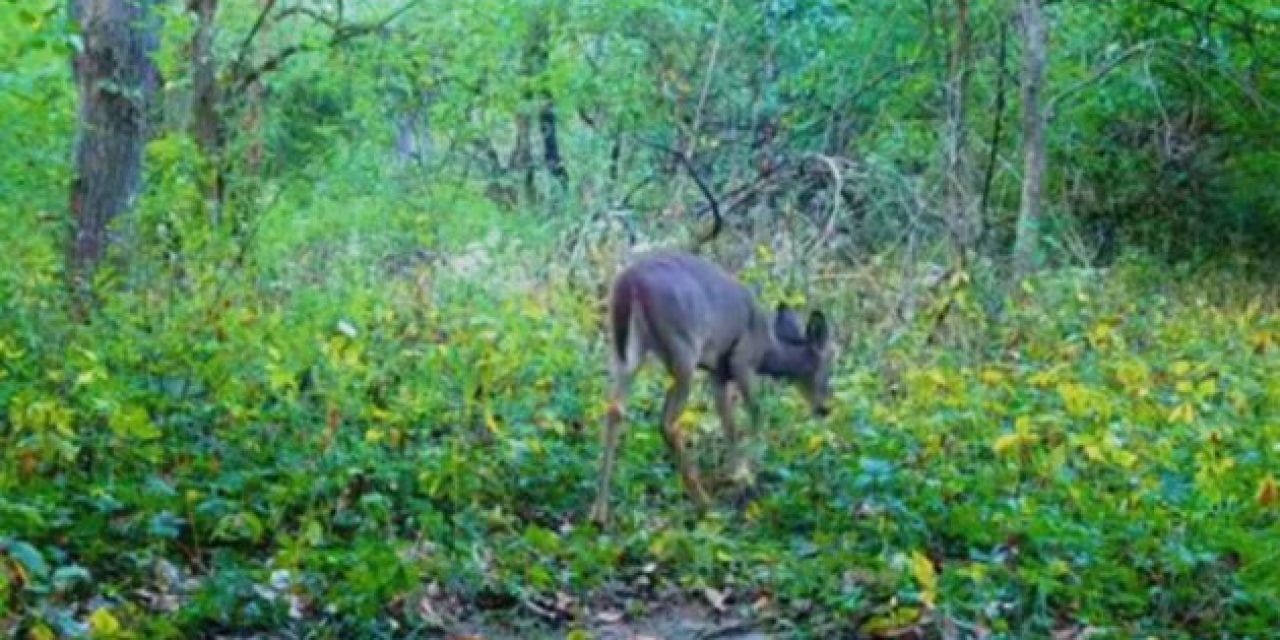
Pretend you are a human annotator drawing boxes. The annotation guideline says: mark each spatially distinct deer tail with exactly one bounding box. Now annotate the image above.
[609,274,635,363]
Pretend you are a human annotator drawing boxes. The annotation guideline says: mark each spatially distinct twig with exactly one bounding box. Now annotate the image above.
[231,0,421,96]
[979,18,1010,238]
[802,153,845,258]
[1046,41,1153,118]
[231,0,278,79]
[635,138,723,247]
[671,0,730,210]
[274,5,339,29]
[687,0,730,158]
[695,619,761,640]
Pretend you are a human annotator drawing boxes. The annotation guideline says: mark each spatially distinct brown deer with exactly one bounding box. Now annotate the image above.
[589,250,836,524]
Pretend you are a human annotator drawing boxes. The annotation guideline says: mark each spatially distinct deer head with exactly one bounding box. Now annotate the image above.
[768,303,836,417]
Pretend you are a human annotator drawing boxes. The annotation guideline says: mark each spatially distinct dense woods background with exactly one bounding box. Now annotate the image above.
[2,0,1279,637]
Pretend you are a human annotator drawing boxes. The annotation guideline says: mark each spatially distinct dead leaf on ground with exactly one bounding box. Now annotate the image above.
[1052,625,1106,640]
[595,609,625,623]
[702,586,730,612]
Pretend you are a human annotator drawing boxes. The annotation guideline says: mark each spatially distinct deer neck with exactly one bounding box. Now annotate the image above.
[757,337,814,381]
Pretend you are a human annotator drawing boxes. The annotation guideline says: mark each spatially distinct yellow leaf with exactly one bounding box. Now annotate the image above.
[1168,402,1196,424]
[27,624,56,640]
[1113,449,1138,469]
[89,607,121,637]
[1249,330,1273,353]
[807,431,829,454]
[910,551,937,609]
[1171,360,1192,377]
[484,409,504,436]
[1028,368,1059,389]
[861,606,923,636]
[1087,321,1113,349]
[1258,475,1278,508]
[1196,378,1217,397]
[1015,415,1032,432]
[1113,359,1150,395]
[1058,382,1091,417]
[1050,559,1070,576]
[1082,442,1105,462]
[992,433,1024,456]
[27,624,57,640]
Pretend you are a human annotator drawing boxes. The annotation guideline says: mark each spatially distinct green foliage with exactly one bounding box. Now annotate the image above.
[4,194,1280,635]
[4,0,1280,637]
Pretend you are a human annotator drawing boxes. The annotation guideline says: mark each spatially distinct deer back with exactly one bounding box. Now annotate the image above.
[609,251,770,372]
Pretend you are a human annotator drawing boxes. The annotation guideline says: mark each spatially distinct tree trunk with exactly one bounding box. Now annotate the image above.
[189,0,221,220]
[943,0,976,262]
[510,111,534,203]
[539,95,568,188]
[979,19,1010,227]
[67,0,158,311]
[527,15,568,191]
[1013,0,1048,278]
[240,0,274,183]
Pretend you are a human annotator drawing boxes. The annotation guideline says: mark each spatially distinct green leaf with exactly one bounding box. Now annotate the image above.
[6,539,49,580]
[51,564,91,591]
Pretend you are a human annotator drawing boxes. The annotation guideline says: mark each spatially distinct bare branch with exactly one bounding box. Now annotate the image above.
[1047,41,1154,118]
[275,6,340,30]
[230,0,422,96]
[232,0,278,78]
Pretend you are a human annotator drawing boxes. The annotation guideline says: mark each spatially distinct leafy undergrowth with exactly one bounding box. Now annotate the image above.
[2,244,1279,639]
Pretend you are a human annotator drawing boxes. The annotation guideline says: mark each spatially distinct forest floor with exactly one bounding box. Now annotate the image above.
[450,603,768,640]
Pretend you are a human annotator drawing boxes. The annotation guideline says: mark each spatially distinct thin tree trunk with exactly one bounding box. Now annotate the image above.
[527,16,568,191]
[189,0,221,220]
[67,0,159,312]
[240,0,273,184]
[1013,0,1048,278]
[539,95,568,188]
[943,0,975,262]
[979,19,1010,227]
[510,14,547,205]
[607,135,621,183]
[510,111,534,203]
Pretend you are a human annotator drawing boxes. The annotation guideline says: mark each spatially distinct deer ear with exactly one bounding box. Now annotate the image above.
[774,303,805,343]
[806,310,830,346]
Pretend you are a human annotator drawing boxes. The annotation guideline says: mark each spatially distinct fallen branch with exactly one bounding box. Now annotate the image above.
[802,153,846,257]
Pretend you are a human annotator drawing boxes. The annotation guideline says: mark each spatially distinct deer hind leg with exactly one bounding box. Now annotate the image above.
[590,357,638,526]
[659,360,711,511]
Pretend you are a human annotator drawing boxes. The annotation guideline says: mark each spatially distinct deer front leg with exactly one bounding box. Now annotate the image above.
[727,367,762,487]
[659,365,710,511]
[711,378,750,485]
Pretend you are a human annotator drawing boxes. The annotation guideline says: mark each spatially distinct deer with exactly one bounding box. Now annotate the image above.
[589,149,837,525]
